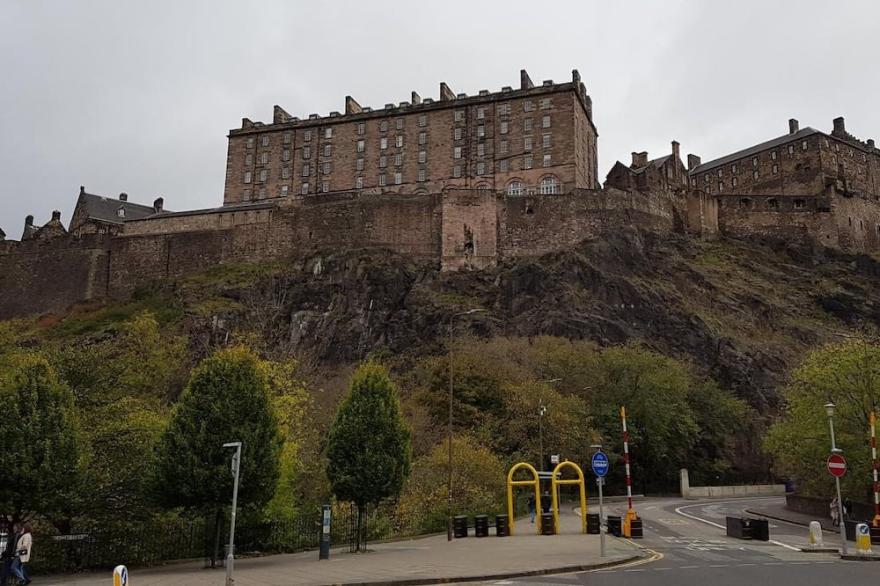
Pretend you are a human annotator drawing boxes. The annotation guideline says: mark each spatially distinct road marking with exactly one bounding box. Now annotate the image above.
[679,565,700,569]
[708,564,729,568]
[674,502,802,551]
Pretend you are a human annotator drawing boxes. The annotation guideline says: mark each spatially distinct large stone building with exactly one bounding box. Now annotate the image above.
[222,69,598,204]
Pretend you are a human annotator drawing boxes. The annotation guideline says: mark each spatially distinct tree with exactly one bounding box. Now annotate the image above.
[0,354,81,527]
[327,362,411,550]
[766,339,880,497]
[154,347,282,520]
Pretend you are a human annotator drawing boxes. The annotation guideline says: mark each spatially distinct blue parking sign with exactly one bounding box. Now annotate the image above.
[591,451,609,477]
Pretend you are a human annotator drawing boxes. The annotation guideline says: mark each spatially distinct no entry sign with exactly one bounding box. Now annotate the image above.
[827,453,847,478]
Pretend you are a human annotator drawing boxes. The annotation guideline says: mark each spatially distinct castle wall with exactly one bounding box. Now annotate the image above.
[123,207,274,235]
[717,194,839,248]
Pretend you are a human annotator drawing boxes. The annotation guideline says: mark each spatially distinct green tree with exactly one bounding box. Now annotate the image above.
[154,347,282,516]
[766,339,880,498]
[327,362,411,550]
[0,354,81,527]
[397,436,504,534]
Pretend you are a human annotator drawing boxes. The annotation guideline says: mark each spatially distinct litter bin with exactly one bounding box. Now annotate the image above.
[629,517,644,539]
[454,515,468,538]
[495,514,509,537]
[844,519,860,542]
[607,516,622,537]
[750,518,770,541]
[586,513,600,535]
[726,517,752,540]
[540,513,555,535]
[474,515,489,538]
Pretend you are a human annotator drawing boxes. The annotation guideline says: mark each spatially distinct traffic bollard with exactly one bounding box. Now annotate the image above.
[808,521,824,548]
[113,565,129,586]
[856,523,873,555]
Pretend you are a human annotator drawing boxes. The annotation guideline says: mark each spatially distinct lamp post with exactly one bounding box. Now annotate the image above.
[447,308,486,542]
[824,403,848,556]
[537,378,561,472]
[222,441,242,586]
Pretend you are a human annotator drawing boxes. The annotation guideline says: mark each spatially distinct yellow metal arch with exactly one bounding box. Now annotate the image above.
[551,460,588,534]
[506,462,542,535]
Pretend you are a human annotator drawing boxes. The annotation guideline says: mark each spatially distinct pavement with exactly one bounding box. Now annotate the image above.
[37,508,641,586]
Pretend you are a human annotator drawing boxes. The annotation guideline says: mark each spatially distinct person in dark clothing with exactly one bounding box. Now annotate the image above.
[527,496,537,523]
[0,521,18,586]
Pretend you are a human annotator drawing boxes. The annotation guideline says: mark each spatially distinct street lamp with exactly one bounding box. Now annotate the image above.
[223,441,242,586]
[824,403,847,556]
[447,308,486,542]
[538,378,561,472]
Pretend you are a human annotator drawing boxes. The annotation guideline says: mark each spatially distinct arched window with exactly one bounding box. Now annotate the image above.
[475,182,492,192]
[539,176,560,195]
[507,181,524,196]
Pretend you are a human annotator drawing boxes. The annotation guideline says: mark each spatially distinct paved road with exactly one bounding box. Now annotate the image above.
[499,497,877,585]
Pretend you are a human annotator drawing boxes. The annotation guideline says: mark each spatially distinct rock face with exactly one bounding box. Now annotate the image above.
[197,227,880,410]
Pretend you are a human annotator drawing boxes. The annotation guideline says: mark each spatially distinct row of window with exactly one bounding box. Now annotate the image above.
[696,140,811,185]
[737,197,806,210]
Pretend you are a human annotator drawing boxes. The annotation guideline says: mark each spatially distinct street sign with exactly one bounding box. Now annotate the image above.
[591,450,609,478]
[550,454,560,465]
[827,453,847,478]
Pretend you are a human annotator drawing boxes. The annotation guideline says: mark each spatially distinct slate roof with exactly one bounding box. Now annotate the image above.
[76,191,159,225]
[130,200,276,221]
[690,127,821,175]
[632,154,672,174]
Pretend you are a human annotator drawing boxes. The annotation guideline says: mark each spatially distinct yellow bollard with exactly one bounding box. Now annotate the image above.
[113,565,129,586]
[856,523,873,555]
[808,521,824,548]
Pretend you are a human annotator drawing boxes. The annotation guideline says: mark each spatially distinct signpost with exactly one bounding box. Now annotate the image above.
[319,505,332,560]
[591,449,609,558]
[827,453,847,478]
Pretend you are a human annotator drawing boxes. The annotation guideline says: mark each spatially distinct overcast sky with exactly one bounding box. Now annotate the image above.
[2,1,878,236]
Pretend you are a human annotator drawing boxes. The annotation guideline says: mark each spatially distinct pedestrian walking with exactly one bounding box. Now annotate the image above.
[830,496,841,528]
[527,495,536,523]
[10,524,31,585]
[0,520,17,586]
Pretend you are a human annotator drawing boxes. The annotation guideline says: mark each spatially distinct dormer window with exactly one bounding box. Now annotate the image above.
[117,207,125,218]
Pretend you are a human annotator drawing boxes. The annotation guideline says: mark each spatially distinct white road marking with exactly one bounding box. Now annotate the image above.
[674,501,802,551]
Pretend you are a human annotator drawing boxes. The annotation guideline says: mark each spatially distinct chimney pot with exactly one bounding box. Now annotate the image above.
[79,185,85,195]
[868,139,875,148]
[788,118,799,134]
[25,215,34,227]
[119,192,128,202]
[833,116,846,136]
[153,197,164,213]
[51,210,61,222]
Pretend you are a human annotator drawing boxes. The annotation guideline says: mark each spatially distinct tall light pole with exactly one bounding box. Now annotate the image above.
[824,403,848,556]
[447,308,486,542]
[223,441,242,586]
[537,378,561,471]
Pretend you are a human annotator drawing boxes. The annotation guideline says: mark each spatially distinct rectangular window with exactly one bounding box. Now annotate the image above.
[477,107,486,120]
[453,165,462,178]
[357,140,365,153]
[303,146,311,159]
[356,157,364,171]
[787,145,794,155]
[454,147,462,159]
[258,187,266,199]
[245,154,253,166]
[731,163,737,174]
[282,149,291,161]
[381,137,388,150]
[323,145,331,157]
[540,98,552,109]
[499,103,510,115]
[355,176,364,189]
[543,154,551,167]
[302,163,310,177]
[395,153,402,166]
[379,155,387,168]
[419,132,427,145]
[454,128,463,141]
[357,122,365,135]
[704,175,709,183]
[394,172,402,185]
[418,168,426,182]
[524,118,533,132]
[259,169,267,182]
[500,140,508,154]
[301,182,309,195]
[477,125,485,138]
[477,162,485,175]
[718,181,724,191]
[523,100,534,112]
[753,169,759,179]
[243,188,252,200]
[396,135,403,148]
[283,133,291,144]
[261,135,269,147]
[454,110,464,122]
[524,137,532,152]
[802,140,808,150]
[418,115,426,127]
[396,118,403,130]
[732,177,738,187]
[322,162,331,175]
[418,150,427,164]
[717,168,722,178]
[244,171,252,184]
[379,173,387,186]
[380,120,388,132]
[477,144,485,157]
[772,164,779,174]
[542,134,551,148]
[281,185,289,196]
[261,152,269,164]
[500,159,509,172]
[324,128,332,139]
[322,181,329,193]
[500,121,509,134]
[752,157,758,167]
[542,115,551,129]
[523,154,532,169]
[282,166,290,179]
[246,138,254,149]
[771,151,777,160]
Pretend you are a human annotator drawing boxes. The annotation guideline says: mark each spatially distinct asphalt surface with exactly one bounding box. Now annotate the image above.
[494,497,878,585]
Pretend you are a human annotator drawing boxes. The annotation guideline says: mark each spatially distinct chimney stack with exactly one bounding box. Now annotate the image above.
[439,82,455,102]
[687,154,702,171]
[51,210,61,222]
[119,192,128,202]
[789,118,799,134]
[25,215,34,228]
[520,69,534,90]
[572,69,581,84]
[631,151,649,168]
[672,140,680,160]
[344,96,362,115]
[273,105,291,124]
[0,227,5,241]
[79,185,86,195]
[833,116,846,136]
[868,139,875,149]
[411,91,421,105]
[153,197,164,213]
